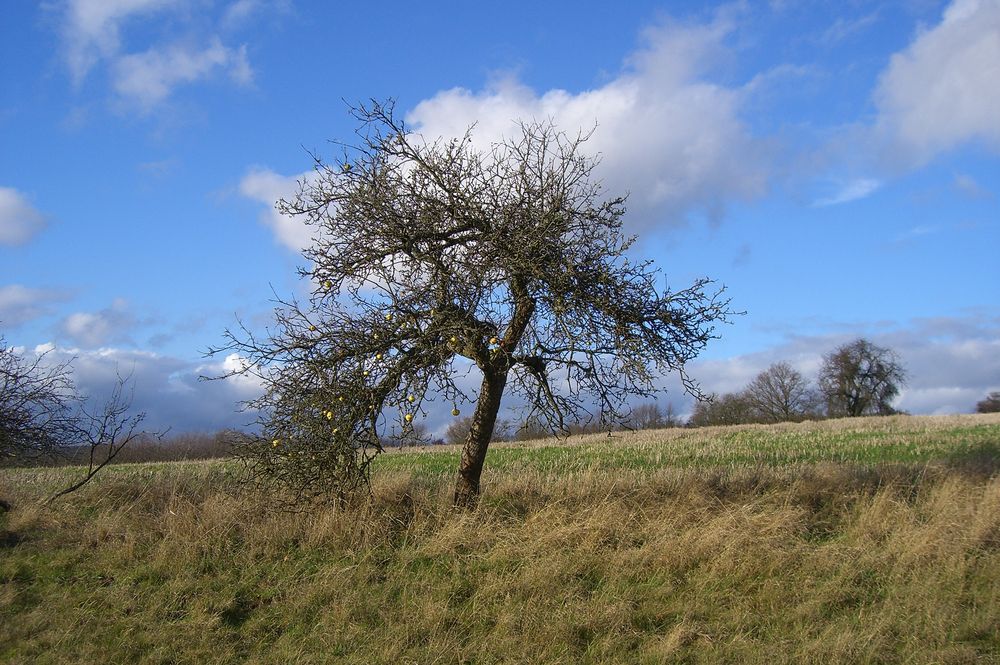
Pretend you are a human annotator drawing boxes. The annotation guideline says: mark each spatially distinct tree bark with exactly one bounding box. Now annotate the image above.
[454,370,508,508]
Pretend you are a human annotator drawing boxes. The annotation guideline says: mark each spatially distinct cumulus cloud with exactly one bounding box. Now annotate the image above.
[113,39,253,112]
[58,298,138,348]
[23,343,262,433]
[241,12,769,248]
[0,187,47,246]
[0,285,69,327]
[683,314,1000,417]
[239,167,314,252]
[58,0,254,112]
[874,0,1000,166]
[406,12,767,228]
[13,312,996,435]
[60,0,176,84]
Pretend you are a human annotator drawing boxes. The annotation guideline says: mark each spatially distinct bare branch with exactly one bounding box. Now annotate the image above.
[210,101,736,506]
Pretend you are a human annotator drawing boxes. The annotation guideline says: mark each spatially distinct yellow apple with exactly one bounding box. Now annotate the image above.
[451,408,460,417]
[375,353,383,360]
[325,411,333,420]
[489,336,498,345]
[407,394,415,403]
[271,439,280,447]
[309,325,317,331]
[323,280,332,289]
[404,413,413,422]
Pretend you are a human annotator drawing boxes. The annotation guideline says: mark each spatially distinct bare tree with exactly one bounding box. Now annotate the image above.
[686,392,756,427]
[445,416,474,446]
[976,391,1000,413]
[743,362,819,423]
[44,373,149,504]
[1,335,150,508]
[1,336,77,464]
[818,339,905,418]
[625,401,679,430]
[214,101,734,507]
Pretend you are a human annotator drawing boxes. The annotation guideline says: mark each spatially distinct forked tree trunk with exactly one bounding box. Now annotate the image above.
[454,370,508,508]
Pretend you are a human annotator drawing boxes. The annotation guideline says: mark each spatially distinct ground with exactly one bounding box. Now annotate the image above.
[1,414,998,663]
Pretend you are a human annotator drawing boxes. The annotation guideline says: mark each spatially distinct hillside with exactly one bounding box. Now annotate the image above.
[2,414,998,663]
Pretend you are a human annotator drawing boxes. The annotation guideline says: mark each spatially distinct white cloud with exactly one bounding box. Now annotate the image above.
[113,38,253,113]
[222,0,289,30]
[812,178,882,207]
[406,12,767,228]
[0,187,47,246]
[239,167,315,252]
[60,0,177,84]
[241,13,769,249]
[684,313,1000,416]
[58,298,138,348]
[0,285,69,327]
[875,0,1000,166]
[23,343,261,433]
[58,0,254,113]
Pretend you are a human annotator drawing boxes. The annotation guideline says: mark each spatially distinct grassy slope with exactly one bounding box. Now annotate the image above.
[1,414,999,664]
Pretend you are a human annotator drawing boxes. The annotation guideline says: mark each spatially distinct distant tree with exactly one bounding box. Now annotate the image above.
[744,362,819,423]
[687,392,756,427]
[215,101,734,507]
[818,339,905,417]
[1,336,77,465]
[976,391,1000,413]
[445,416,474,446]
[1,334,149,507]
[385,421,433,447]
[512,417,552,442]
[626,401,680,430]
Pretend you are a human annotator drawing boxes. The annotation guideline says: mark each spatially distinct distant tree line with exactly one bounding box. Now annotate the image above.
[5,332,993,475]
[2,430,241,467]
[690,338,906,427]
[442,401,683,446]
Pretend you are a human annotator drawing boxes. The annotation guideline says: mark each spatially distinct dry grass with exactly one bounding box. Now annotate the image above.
[1,415,998,663]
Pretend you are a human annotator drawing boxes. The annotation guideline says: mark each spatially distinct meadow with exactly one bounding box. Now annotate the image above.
[2,414,999,663]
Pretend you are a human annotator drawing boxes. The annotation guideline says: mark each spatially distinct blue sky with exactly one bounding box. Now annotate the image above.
[2,0,998,434]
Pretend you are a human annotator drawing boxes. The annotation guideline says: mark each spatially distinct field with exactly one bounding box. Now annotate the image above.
[2,414,999,663]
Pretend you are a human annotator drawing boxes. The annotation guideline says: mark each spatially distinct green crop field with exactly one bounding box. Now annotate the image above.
[2,414,999,663]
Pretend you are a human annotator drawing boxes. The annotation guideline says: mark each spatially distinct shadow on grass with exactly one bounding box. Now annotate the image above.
[945,440,1000,478]
[0,529,26,548]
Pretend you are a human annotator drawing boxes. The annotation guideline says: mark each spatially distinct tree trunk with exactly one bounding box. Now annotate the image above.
[454,370,508,508]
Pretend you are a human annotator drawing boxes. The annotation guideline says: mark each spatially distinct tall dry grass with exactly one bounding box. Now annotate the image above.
[1,415,998,663]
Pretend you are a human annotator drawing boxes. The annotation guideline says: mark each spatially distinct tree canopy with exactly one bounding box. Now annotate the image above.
[217,101,734,506]
[818,339,905,417]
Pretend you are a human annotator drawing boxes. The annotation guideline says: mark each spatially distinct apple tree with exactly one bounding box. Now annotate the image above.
[217,101,734,507]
